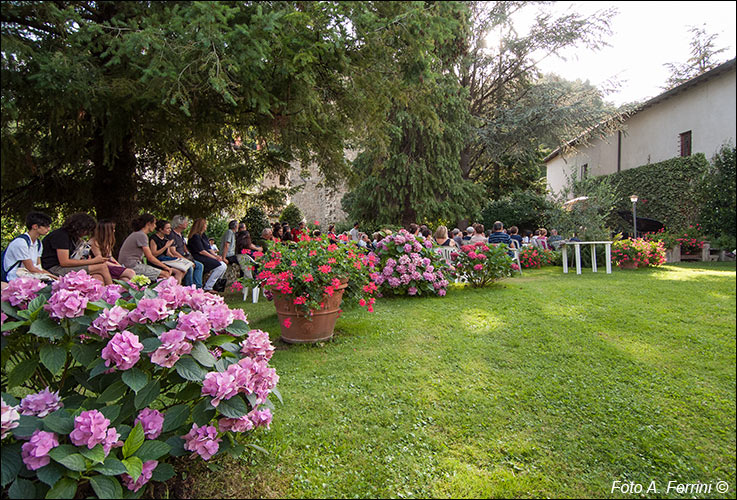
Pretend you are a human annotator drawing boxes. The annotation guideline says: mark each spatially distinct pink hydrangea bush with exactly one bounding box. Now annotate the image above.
[371,229,451,297]
[1,272,280,497]
[452,242,514,287]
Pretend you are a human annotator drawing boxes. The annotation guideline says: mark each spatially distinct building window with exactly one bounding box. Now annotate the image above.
[580,164,588,179]
[680,131,692,157]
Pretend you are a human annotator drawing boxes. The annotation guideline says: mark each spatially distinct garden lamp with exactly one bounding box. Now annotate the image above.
[630,195,638,238]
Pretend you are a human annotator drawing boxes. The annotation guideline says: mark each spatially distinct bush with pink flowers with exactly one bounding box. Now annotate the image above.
[451,242,514,287]
[1,272,280,498]
[371,230,451,297]
[611,238,667,268]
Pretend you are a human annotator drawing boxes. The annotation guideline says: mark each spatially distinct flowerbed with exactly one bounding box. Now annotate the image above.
[242,236,378,316]
[452,242,513,287]
[1,272,279,498]
[611,238,667,268]
[371,230,450,297]
[675,224,707,254]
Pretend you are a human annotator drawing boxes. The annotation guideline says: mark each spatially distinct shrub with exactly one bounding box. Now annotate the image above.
[371,230,451,297]
[711,234,736,252]
[1,273,280,498]
[242,236,378,315]
[451,242,513,287]
[480,191,555,234]
[204,216,231,246]
[241,206,270,238]
[611,238,667,267]
[279,203,304,228]
[518,246,545,269]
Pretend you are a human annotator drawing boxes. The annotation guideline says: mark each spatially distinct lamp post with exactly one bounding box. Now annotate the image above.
[630,195,639,238]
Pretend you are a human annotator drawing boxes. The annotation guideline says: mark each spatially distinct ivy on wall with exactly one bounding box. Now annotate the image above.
[588,154,710,231]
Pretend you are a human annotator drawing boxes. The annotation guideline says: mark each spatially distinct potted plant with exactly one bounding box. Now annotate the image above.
[676,224,708,261]
[242,236,378,343]
[611,238,667,269]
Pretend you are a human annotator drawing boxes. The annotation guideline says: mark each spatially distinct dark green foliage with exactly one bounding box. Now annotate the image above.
[698,145,736,239]
[480,191,555,233]
[241,206,270,237]
[204,216,230,247]
[279,203,304,228]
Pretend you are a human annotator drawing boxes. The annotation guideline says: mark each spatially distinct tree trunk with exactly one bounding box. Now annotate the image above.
[92,130,140,256]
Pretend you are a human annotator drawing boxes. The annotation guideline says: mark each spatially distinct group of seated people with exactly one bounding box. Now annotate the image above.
[2,209,575,292]
[1,212,267,292]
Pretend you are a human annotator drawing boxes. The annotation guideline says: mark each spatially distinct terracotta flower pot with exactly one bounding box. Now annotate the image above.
[275,282,348,343]
[619,261,638,270]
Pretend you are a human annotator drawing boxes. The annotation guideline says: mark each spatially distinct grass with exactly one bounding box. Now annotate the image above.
[179,262,736,499]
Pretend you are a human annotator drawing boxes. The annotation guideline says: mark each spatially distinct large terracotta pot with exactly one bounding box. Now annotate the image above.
[275,282,348,343]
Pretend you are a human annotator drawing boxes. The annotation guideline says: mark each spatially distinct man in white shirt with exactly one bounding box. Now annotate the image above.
[350,222,360,242]
[2,211,57,282]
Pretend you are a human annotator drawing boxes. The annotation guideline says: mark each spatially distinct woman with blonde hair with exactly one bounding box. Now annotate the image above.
[187,218,227,291]
[434,225,456,247]
[88,220,136,282]
[537,228,549,250]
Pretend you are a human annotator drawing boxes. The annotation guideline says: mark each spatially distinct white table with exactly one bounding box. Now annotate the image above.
[560,241,613,275]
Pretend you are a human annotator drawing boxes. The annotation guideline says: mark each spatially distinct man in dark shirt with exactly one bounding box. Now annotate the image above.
[487,221,512,246]
[169,215,204,288]
[508,226,523,249]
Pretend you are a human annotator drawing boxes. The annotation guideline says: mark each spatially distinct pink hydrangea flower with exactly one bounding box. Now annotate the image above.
[218,416,254,433]
[248,408,273,429]
[100,284,126,305]
[240,330,274,362]
[155,278,191,308]
[45,289,88,319]
[177,311,211,341]
[182,424,221,460]
[201,371,239,407]
[88,305,130,338]
[1,277,46,307]
[69,410,122,455]
[231,308,247,322]
[128,298,173,324]
[0,312,6,325]
[202,303,235,331]
[150,329,192,368]
[185,288,223,312]
[19,388,63,417]
[122,459,158,492]
[134,408,164,440]
[101,331,143,371]
[408,286,418,296]
[52,270,104,301]
[1,398,20,439]
[21,429,59,470]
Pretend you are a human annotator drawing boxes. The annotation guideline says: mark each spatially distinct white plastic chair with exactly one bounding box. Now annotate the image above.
[236,254,260,303]
[434,246,464,283]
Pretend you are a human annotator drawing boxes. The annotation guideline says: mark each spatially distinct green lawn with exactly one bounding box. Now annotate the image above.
[181,262,736,499]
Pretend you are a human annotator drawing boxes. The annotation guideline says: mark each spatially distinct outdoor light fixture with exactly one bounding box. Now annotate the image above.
[630,195,639,238]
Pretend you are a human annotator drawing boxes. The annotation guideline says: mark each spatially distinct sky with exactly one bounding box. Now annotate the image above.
[488,1,737,106]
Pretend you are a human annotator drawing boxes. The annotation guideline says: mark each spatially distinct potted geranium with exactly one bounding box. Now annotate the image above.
[676,224,708,261]
[611,238,667,269]
[242,236,378,343]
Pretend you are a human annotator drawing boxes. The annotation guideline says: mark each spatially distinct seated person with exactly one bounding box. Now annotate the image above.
[470,224,487,244]
[537,228,550,250]
[119,213,178,283]
[434,226,456,247]
[488,221,512,246]
[169,215,203,288]
[88,220,135,282]
[508,226,523,249]
[220,220,239,265]
[463,226,475,242]
[548,229,564,249]
[2,211,57,282]
[208,238,219,253]
[522,230,532,245]
[41,213,113,284]
[451,228,463,248]
[187,218,227,291]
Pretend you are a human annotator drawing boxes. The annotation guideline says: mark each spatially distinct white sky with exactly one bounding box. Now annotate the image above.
[491,1,737,106]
